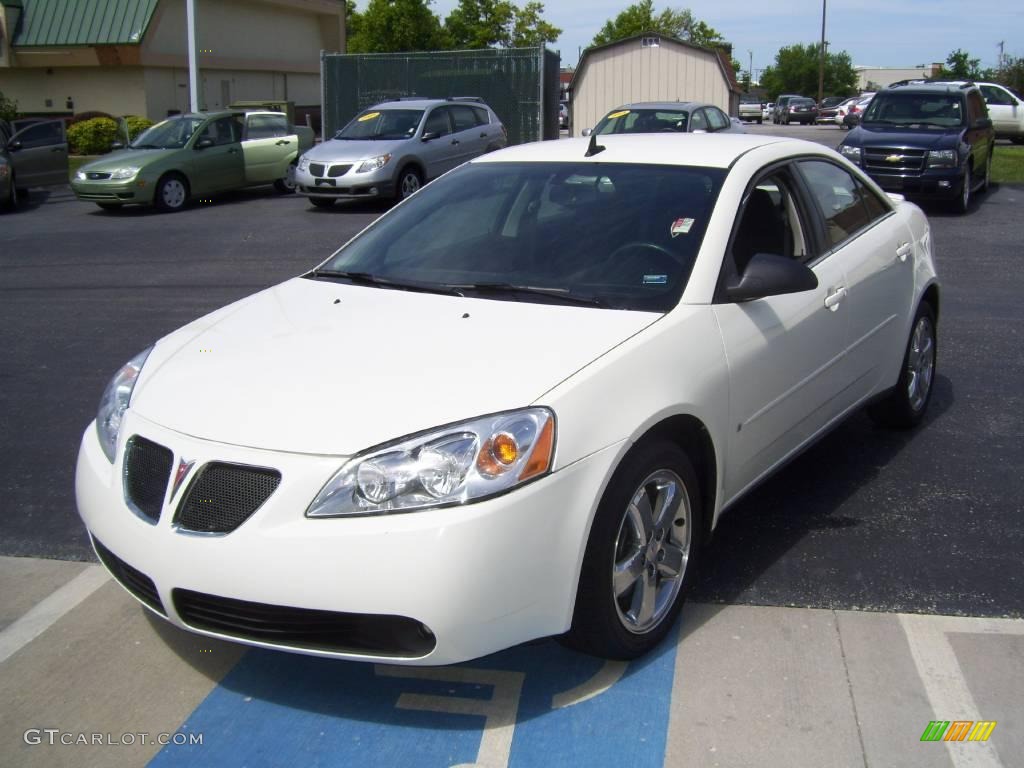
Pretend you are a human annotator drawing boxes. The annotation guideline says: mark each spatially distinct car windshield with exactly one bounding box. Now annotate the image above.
[863,93,965,128]
[594,109,690,135]
[336,109,424,140]
[130,117,205,149]
[311,161,724,312]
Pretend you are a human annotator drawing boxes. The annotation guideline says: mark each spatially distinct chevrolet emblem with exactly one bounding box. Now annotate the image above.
[885,154,903,163]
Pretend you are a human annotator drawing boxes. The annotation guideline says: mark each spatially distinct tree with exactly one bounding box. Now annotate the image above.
[445,0,560,48]
[992,55,1024,95]
[0,91,18,123]
[759,43,857,99]
[942,49,985,81]
[591,0,694,47]
[347,0,449,53]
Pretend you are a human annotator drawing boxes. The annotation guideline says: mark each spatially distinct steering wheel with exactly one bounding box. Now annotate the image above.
[601,241,684,283]
[606,240,680,265]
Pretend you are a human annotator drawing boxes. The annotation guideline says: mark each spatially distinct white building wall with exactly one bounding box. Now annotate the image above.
[571,40,733,137]
[2,67,148,117]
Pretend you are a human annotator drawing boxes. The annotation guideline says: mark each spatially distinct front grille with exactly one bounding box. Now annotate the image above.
[123,436,173,524]
[92,537,165,615]
[174,463,281,534]
[864,147,927,173]
[86,171,111,180]
[173,589,436,657]
[328,164,353,177]
[309,162,325,176]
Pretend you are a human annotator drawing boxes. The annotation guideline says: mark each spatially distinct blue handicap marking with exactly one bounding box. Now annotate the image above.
[150,631,680,768]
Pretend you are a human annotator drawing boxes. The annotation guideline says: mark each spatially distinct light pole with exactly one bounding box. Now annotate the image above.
[817,0,827,105]
[748,49,753,90]
[186,0,199,112]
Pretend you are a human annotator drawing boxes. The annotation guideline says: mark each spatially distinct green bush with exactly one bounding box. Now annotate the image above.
[66,117,119,155]
[0,90,18,123]
[123,115,154,141]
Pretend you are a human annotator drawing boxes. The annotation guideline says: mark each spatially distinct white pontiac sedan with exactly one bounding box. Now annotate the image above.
[76,134,939,665]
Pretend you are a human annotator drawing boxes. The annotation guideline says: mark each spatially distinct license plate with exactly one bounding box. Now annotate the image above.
[315,178,336,187]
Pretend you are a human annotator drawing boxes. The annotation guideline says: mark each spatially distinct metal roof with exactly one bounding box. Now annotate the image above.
[13,0,158,47]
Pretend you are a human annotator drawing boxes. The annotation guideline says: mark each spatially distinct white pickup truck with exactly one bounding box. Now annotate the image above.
[739,99,764,124]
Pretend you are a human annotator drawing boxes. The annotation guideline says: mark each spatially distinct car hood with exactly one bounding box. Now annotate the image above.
[131,277,660,456]
[847,124,962,149]
[303,138,411,163]
[81,148,177,171]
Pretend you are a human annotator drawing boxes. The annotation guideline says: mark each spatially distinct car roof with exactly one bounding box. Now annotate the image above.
[474,133,812,169]
[366,98,488,110]
[885,81,974,95]
[608,101,707,111]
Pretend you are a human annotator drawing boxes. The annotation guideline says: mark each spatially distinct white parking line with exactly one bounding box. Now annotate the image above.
[900,613,1024,768]
[0,565,109,664]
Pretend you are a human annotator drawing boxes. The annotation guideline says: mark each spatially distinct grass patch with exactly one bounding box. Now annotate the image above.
[992,145,1024,184]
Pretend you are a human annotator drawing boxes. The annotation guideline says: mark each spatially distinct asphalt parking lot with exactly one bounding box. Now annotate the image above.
[1,126,1023,766]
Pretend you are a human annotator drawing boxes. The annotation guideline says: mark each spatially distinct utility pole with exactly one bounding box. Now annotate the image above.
[748,50,753,90]
[817,0,827,105]
[186,0,200,112]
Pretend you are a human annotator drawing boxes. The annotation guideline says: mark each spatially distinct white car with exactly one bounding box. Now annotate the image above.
[976,82,1023,143]
[76,134,939,665]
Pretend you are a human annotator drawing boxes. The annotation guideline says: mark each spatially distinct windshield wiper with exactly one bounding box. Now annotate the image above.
[449,282,609,308]
[130,143,161,149]
[309,270,463,296]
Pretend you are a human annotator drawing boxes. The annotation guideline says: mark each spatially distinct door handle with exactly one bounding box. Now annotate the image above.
[228,147,239,154]
[896,242,912,262]
[451,139,459,145]
[275,139,290,145]
[51,147,65,153]
[479,132,487,138]
[824,286,847,311]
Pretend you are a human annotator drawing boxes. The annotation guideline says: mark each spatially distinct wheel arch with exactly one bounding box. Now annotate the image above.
[153,168,192,204]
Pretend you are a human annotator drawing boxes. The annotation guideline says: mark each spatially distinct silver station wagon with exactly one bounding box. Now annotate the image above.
[295,97,507,206]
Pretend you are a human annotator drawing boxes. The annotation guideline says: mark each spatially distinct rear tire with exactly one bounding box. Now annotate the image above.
[953,165,971,214]
[274,162,297,194]
[981,152,992,194]
[868,302,937,429]
[562,440,702,660]
[4,173,17,210]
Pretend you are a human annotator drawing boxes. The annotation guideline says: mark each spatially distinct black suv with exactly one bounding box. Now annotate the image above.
[837,82,994,213]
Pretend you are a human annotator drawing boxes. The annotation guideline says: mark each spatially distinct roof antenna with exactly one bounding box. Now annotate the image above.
[585,131,605,157]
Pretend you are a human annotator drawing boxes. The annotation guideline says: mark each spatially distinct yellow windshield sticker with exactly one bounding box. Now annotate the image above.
[607,110,630,119]
[358,112,381,122]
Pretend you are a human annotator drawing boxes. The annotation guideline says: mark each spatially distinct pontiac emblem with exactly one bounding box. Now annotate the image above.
[885,154,902,163]
[171,458,196,498]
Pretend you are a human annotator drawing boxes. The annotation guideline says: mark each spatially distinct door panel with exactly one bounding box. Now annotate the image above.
[419,108,456,178]
[190,117,245,192]
[243,114,295,184]
[716,255,850,499]
[8,120,68,187]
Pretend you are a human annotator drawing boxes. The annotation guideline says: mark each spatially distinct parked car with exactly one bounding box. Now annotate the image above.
[70,111,313,212]
[777,97,818,125]
[842,94,875,129]
[739,98,764,124]
[818,96,845,111]
[947,81,1024,144]
[819,96,857,123]
[762,103,774,122]
[772,94,802,122]
[295,97,507,207]
[77,133,939,665]
[1,118,69,210]
[584,102,742,136]
[838,81,995,213]
[829,97,862,126]
[560,101,569,129]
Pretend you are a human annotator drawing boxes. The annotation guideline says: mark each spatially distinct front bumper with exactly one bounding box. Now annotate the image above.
[71,177,151,204]
[859,167,965,199]
[76,412,621,665]
[295,164,394,199]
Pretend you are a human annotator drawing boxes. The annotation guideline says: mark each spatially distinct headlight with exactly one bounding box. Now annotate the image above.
[306,408,555,517]
[96,347,152,462]
[297,155,310,172]
[75,170,87,181]
[839,145,862,164]
[927,149,957,168]
[355,153,392,173]
[108,167,140,180]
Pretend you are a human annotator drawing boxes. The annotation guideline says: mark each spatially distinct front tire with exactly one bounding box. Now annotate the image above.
[562,441,702,659]
[395,166,422,201]
[154,173,189,212]
[869,302,937,429]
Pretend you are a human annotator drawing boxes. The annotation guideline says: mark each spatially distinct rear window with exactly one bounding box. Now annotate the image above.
[595,109,690,134]
[315,162,726,312]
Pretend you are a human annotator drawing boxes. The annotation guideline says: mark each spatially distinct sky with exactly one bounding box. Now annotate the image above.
[428,0,1021,74]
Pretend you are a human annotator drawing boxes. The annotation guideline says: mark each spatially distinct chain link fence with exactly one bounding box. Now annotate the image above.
[321,47,560,146]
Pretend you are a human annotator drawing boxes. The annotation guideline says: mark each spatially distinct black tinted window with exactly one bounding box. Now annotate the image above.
[317,162,726,312]
[15,121,64,148]
[450,105,478,132]
[472,106,489,126]
[423,108,451,136]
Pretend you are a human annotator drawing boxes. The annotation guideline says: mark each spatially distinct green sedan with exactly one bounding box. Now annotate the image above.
[71,110,314,212]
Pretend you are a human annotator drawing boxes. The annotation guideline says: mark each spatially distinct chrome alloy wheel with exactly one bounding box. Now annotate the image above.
[399,171,421,198]
[160,178,187,209]
[612,469,691,634]
[906,314,935,413]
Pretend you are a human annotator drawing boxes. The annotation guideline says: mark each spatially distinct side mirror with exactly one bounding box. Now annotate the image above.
[973,117,993,129]
[194,138,214,150]
[7,140,22,151]
[421,131,439,142]
[111,141,125,150]
[725,253,818,302]
[581,128,593,137]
